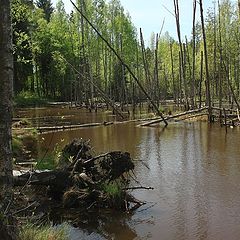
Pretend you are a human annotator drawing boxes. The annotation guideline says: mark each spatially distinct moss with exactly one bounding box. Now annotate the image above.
[20,223,69,240]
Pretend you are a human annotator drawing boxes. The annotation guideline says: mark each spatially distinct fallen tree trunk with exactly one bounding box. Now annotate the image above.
[13,122,113,133]
[13,170,72,188]
[13,139,150,212]
[139,107,208,126]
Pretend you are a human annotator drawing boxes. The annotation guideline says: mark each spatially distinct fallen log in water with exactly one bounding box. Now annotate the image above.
[139,107,208,127]
[13,122,114,133]
[13,139,151,212]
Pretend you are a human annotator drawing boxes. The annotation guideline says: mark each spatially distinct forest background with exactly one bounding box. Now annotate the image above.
[12,0,240,110]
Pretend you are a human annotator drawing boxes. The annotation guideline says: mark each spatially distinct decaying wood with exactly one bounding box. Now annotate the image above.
[14,122,113,133]
[123,186,154,191]
[13,139,149,212]
[139,107,208,127]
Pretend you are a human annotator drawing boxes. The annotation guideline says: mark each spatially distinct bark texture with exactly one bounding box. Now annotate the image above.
[0,0,14,211]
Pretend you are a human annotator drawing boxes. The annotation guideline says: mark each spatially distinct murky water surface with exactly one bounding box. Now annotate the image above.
[15,106,240,240]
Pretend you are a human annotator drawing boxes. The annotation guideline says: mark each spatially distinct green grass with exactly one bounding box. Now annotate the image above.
[12,136,24,157]
[14,91,48,107]
[35,155,57,170]
[20,223,69,240]
[103,182,122,198]
[102,181,124,208]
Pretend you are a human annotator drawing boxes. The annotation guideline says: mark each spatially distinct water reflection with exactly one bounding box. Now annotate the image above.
[51,209,139,240]
[16,107,240,240]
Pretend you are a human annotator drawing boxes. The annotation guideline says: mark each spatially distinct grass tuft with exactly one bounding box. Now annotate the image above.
[20,223,69,240]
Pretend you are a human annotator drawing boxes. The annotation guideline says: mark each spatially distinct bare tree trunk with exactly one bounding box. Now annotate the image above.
[218,0,223,109]
[140,28,152,100]
[0,0,13,211]
[70,0,168,125]
[170,42,176,103]
[185,36,194,108]
[154,33,160,106]
[192,0,197,108]
[223,60,240,110]
[178,51,182,106]
[0,0,17,239]
[199,0,212,121]
[174,0,189,110]
[213,1,217,99]
[199,51,204,108]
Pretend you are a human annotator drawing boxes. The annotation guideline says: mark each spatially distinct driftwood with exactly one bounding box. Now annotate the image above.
[139,107,208,127]
[13,170,72,188]
[13,122,113,133]
[13,139,149,212]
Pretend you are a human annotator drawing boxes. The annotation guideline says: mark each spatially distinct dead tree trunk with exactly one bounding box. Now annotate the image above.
[154,33,160,106]
[170,41,176,103]
[192,0,197,108]
[140,28,153,106]
[70,0,168,126]
[174,0,189,110]
[199,51,204,108]
[199,0,213,121]
[218,0,223,109]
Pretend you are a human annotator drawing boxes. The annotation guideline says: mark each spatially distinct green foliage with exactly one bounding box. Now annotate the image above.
[36,0,54,22]
[20,223,69,240]
[102,181,124,207]
[12,136,24,157]
[12,125,38,162]
[11,0,34,93]
[35,155,56,170]
[36,143,62,170]
[11,0,240,106]
[14,91,47,106]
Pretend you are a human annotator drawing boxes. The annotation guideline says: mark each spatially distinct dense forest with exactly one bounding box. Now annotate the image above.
[12,0,240,111]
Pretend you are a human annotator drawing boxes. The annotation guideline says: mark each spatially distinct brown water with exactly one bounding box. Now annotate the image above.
[16,107,240,240]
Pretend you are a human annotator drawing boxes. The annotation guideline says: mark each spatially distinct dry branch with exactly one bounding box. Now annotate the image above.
[139,107,208,126]
[69,0,168,126]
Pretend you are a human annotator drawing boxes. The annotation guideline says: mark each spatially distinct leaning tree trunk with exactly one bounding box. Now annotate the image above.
[0,0,16,239]
[199,0,213,121]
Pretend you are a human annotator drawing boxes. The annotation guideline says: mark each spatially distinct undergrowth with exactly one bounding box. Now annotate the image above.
[20,223,69,240]
[15,91,48,107]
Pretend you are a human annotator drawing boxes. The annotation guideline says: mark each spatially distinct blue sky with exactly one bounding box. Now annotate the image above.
[52,0,237,41]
